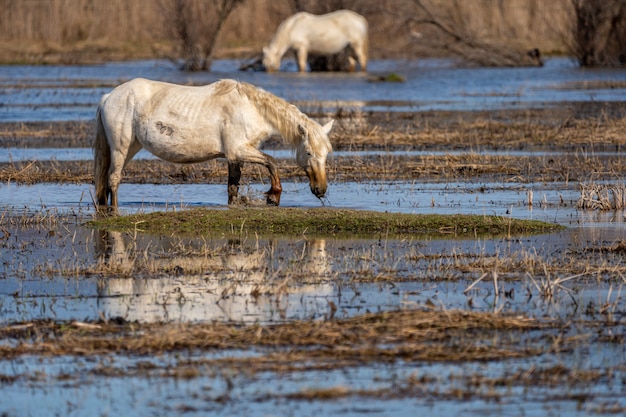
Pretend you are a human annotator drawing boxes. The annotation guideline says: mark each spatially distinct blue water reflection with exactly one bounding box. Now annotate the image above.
[3,58,626,121]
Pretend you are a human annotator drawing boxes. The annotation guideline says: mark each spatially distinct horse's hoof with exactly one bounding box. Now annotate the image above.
[95,205,118,218]
[266,195,280,206]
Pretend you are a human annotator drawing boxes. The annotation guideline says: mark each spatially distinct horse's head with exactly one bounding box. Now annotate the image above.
[262,47,281,72]
[296,120,334,199]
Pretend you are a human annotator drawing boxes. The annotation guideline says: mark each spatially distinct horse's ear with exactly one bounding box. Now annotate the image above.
[322,120,334,134]
[298,124,306,136]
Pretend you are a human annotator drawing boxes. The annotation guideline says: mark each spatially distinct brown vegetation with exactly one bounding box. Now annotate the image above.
[160,0,245,70]
[0,309,554,360]
[2,104,626,188]
[578,183,626,210]
[570,0,626,66]
[0,0,571,65]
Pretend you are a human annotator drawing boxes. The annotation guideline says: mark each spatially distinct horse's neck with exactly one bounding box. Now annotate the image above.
[259,95,304,146]
[269,16,300,57]
[237,81,307,147]
[265,101,302,143]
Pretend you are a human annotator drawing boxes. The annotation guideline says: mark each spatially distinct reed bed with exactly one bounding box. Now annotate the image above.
[0,0,570,64]
[6,309,613,407]
[578,182,626,210]
[4,104,626,151]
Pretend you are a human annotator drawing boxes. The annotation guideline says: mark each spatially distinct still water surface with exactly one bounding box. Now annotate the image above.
[1,59,626,417]
[3,58,626,121]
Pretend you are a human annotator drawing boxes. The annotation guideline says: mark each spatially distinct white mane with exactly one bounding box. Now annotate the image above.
[235,81,332,154]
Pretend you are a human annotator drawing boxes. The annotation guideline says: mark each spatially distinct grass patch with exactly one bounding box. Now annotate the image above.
[89,207,563,238]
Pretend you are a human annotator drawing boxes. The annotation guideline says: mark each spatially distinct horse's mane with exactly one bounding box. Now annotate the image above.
[232,81,332,154]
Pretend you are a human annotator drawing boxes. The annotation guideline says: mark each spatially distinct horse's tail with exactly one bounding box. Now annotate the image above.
[93,103,110,206]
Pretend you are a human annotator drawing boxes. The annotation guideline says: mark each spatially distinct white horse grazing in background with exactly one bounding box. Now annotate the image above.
[263,9,368,72]
[94,78,333,211]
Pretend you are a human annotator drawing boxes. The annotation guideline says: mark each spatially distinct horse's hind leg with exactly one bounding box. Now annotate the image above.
[347,56,357,72]
[227,161,243,204]
[106,137,140,211]
[107,153,127,210]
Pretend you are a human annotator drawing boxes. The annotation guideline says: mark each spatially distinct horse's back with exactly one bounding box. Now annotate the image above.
[99,78,163,116]
[103,78,183,103]
[322,10,367,24]
[101,78,240,123]
[316,10,367,34]
[97,78,272,163]
[300,10,367,44]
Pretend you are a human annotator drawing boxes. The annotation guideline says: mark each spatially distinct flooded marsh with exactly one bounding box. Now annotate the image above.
[1,59,626,416]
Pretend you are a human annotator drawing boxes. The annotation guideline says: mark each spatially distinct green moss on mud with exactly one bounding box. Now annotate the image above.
[89,207,564,238]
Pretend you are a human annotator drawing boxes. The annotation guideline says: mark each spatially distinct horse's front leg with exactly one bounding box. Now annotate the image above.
[227,160,244,205]
[264,154,282,206]
[296,47,308,72]
[355,46,368,71]
[234,148,283,206]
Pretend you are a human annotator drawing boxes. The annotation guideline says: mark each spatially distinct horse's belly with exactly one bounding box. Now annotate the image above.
[145,143,224,164]
[307,32,350,54]
[137,117,225,163]
[141,130,224,163]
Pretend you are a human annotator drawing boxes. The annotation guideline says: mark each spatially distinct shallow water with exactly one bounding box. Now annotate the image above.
[0,221,623,324]
[2,147,624,163]
[2,179,625,228]
[2,58,626,417]
[3,58,626,121]
[1,215,625,417]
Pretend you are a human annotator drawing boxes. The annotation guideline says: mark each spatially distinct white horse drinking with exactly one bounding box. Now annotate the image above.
[94,78,333,210]
[262,9,368,72]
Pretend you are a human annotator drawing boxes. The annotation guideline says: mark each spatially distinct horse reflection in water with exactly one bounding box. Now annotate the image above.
[94,230,332,323]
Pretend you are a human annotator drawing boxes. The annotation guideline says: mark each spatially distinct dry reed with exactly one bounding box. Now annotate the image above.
[0,308,553,360]
[578,182,626,210]
[0,0,571,64]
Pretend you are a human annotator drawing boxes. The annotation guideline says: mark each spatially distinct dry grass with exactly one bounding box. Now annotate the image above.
[1,150,623,187]
[578,182,626,210]
[3,104,626,184]
[0,160,92,185]
[0,0,571,64]
[3,309,615,406]
[0,308,553,360]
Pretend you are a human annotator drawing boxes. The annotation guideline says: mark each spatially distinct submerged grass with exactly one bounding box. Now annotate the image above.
[88,207,562,238]
[1,311,617,408]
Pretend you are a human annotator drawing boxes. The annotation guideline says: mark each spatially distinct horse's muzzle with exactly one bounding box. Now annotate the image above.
[311,184,327,198]
[306,164,327,199]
